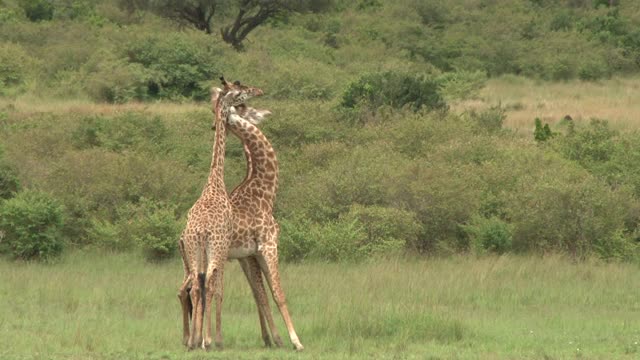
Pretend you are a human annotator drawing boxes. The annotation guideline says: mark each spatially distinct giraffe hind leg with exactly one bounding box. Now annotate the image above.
[198,272,206,319]
[239,257,284,347]
[257,245,304,351]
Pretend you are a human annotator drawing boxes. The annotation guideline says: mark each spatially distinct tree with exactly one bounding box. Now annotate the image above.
[120,0,333,50]
[221,0,283,50]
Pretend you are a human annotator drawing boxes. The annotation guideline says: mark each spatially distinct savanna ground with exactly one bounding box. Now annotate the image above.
[1,252,638,360]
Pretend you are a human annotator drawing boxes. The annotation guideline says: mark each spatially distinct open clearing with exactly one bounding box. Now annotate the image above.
[454,76,640,132]
[0,252,638,359]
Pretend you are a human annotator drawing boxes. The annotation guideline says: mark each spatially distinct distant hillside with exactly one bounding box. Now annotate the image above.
[2,0,640,101]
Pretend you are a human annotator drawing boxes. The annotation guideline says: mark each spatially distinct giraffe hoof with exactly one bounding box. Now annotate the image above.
[273,336,284,347]
[262,336,272,347]
[294,343,304,352]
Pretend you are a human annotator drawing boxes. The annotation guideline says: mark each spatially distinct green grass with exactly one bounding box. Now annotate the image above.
[0,252,638,359]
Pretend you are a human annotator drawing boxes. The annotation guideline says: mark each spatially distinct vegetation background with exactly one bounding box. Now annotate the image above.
[0,0,639,359]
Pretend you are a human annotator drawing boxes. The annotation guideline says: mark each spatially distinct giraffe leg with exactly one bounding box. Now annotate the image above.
[256,239,304,351]
[239,257,284,347]
[239,258,271,346]
[177,239,192,347]
[203,260,225,350]
[187,269,203,350]
[178,274,192,347]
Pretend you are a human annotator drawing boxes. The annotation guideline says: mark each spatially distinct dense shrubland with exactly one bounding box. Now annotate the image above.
[1,0,640,262]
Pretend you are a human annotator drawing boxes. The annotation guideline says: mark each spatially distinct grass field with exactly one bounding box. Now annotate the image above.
[0,252,638,359]
[454,75,640,132]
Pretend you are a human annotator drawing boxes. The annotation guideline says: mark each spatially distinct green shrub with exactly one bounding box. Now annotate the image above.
[0,145,20,199]
[534,117,554,142]
[20,0,54,22]
[84,55,152,103]
[437,70,487,101]
[88,218,132,252]
[0,42,33,94]
[463,215,513,254]
[341,71,448,113]
[278,215,317,262]
[557,118,617,165]
[594,229,639,262]
[71,113,169,153]
[0,5,21,24]
[470,105,506,134]
[506,166,634,258]
[0,163,20,199]
[308,218,366,262]
[128,200,182,261]
[89,199,182,261]
[0,190,65,261]
[340,205,421,257]
[126,33,222,100]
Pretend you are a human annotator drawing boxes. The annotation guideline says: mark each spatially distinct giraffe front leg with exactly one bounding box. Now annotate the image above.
[203,262,225,350]
[257,243,304,351]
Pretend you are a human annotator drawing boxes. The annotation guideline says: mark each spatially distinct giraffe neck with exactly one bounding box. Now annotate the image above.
[228,119,278,207]
[206,97,231,192]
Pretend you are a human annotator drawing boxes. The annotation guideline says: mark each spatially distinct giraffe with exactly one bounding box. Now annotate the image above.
[177,80,263,350]
[208,88,282,347]
[210,78,304,351]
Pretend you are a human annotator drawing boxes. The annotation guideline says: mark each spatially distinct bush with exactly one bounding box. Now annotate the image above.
[437,70,487,101]
[0,190,65,261]
[463,215,513,254]
[278,215,317,262]
[594,229,639,262]
[126,33,222,100]
[534,117,554,142]
[20,0,54,22]
[84,54,152,103]
[506,165,634,258]
[71,113,169,153]
[89,199,182,261]
[470,105,506,134]
[0,163,20,199]
[0,42,33,94]
[308,218,367,262]
[0,145,20,199]
[557,118,617,165]
[128,200,182,261]
[340,205,421,257]
[341,71,448,113]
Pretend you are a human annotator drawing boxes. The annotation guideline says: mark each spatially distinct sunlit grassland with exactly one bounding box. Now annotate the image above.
[0,252,638,359]
[453,75,640,132]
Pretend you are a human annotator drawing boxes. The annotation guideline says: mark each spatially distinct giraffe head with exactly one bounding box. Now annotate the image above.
[211,78,270,128]
[219,76,264,106]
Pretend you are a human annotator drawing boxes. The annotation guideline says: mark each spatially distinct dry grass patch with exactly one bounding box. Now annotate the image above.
[454,75,640,133]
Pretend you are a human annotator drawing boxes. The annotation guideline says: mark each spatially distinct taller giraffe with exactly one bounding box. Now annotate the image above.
[177,80,263,350]
[212,79,304,351]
